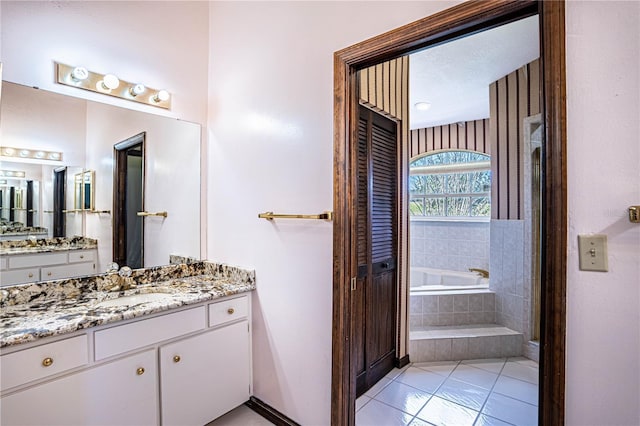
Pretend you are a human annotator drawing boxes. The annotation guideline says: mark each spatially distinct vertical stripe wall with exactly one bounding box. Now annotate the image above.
[358,57,410,360]
[409,119,490,158]
[407,58,540,220]
[490,58,540,220]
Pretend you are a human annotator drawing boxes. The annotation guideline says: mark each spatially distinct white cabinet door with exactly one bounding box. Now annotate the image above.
[160,320,250,426]
[1,349,158,426]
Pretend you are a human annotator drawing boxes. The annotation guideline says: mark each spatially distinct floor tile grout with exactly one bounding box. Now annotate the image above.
[356,357,539,425]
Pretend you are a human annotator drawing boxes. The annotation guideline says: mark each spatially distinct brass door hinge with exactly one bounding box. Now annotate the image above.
[350,277,356,291]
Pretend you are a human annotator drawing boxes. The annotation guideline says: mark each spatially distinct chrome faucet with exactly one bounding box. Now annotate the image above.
[469,268,489,279]
[105,265,136,292]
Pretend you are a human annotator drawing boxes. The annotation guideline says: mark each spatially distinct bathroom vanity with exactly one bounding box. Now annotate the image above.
[0,262,255,426]
[0,237,98,286]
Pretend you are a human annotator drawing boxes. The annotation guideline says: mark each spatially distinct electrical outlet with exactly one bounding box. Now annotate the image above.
[578,234,608,272]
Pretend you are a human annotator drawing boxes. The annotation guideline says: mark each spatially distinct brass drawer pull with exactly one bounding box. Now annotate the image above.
[28,273,33,278]
[47,272,52,276]
[227,308,235,315]
[136,367,145,376]
[42,357,53,367]
[173,355,181,363]
[80,255,84,259]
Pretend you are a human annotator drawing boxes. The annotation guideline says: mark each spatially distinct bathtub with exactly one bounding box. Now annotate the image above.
[410,267,489,292]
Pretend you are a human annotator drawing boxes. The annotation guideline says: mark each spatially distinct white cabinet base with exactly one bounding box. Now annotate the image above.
[1,349,158,426]
[160,320,250,426]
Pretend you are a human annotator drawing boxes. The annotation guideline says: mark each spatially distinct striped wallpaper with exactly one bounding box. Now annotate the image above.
[490,58,540,220]
[409,119,490,158]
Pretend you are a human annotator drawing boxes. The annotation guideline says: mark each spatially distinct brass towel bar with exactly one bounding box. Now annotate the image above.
[258,211,333,221]
[137,211,168,218]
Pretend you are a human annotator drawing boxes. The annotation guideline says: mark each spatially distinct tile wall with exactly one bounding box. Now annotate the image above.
[410,220,490,273]
[489,219,532,343]
[410,292,496,328]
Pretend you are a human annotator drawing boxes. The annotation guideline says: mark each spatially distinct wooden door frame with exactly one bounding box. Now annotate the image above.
[113,132,146,268]
[332,1,566,425]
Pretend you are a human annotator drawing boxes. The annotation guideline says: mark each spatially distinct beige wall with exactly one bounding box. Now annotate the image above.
[489,59,540,220]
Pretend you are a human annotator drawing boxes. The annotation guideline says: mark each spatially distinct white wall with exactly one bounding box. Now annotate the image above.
[0,1,209,124]
[207,2,459,424]
[565,1,640,424]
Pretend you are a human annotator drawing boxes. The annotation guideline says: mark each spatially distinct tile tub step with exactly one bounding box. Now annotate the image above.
[409,324,523,362]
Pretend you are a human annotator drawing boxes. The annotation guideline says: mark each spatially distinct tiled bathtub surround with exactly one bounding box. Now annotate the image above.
[0,236,98,255]
[490,220,531,341]
[410,220,490,273]
[0,261,256,347]
[409,325,523,362]
[410,292,496,328]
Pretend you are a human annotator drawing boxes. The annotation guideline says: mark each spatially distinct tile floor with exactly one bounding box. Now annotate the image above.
[356,357,538,426]
[206,404,274,425]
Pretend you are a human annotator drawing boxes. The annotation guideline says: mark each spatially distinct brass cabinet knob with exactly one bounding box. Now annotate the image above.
[47,272,52,276]
[28,273,33,278]
[173,355,181,363]
[136,367,145,376]
[80,255,84,259]
[227,308,235,315]
[42,357,54,367]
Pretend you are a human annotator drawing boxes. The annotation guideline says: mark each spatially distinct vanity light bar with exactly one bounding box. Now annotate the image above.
[0,170,27,178]
[55,62,171,110]
[1,146,63,162]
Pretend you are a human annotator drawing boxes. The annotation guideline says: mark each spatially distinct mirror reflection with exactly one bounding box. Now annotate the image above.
[74,170,94,211]
[0,81,201,286]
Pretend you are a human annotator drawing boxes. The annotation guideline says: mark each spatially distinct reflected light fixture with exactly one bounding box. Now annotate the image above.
[55,62,171,109]
[0,170,27,178]
[415,102,432,111]
[1,146,63,162]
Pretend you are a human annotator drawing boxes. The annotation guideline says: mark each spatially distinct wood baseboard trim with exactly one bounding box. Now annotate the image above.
[245,396,300,426]
[395,355,410,369]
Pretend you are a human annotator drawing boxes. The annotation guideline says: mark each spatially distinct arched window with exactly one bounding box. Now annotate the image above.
[409,150,490,218]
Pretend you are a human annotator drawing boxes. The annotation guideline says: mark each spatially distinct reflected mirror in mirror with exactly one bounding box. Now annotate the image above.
[0,163,46,239]
[74,170,94,211]
[0,80,201,285]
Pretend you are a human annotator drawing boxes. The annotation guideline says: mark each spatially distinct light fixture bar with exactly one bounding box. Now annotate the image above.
[55,62,171,110]
[1,146,63,162]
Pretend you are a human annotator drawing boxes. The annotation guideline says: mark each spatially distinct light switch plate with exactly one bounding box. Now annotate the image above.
[578,234,608,272]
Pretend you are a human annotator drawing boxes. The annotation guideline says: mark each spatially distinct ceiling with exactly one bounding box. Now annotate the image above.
[409,15,540,130]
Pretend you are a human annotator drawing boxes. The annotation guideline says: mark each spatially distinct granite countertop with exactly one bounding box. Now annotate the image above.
[0,236,98,256]
[0,262,256,349]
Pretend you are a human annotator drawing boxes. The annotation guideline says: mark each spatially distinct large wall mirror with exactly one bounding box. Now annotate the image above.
[0,81,201,279]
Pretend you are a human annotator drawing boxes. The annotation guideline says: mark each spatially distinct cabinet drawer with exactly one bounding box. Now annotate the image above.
[69,250,96,263]
[8,252,68,269]
[1,335,89,391]
[94,306,206,360]
[41,262,96,280]
[208,296,248,327]
[0,268,39,286]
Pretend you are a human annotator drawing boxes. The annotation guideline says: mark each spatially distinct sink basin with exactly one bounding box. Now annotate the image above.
[94,292,174,308]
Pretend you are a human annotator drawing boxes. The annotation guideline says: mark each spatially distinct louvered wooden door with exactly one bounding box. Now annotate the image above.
[354,105,398,397]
